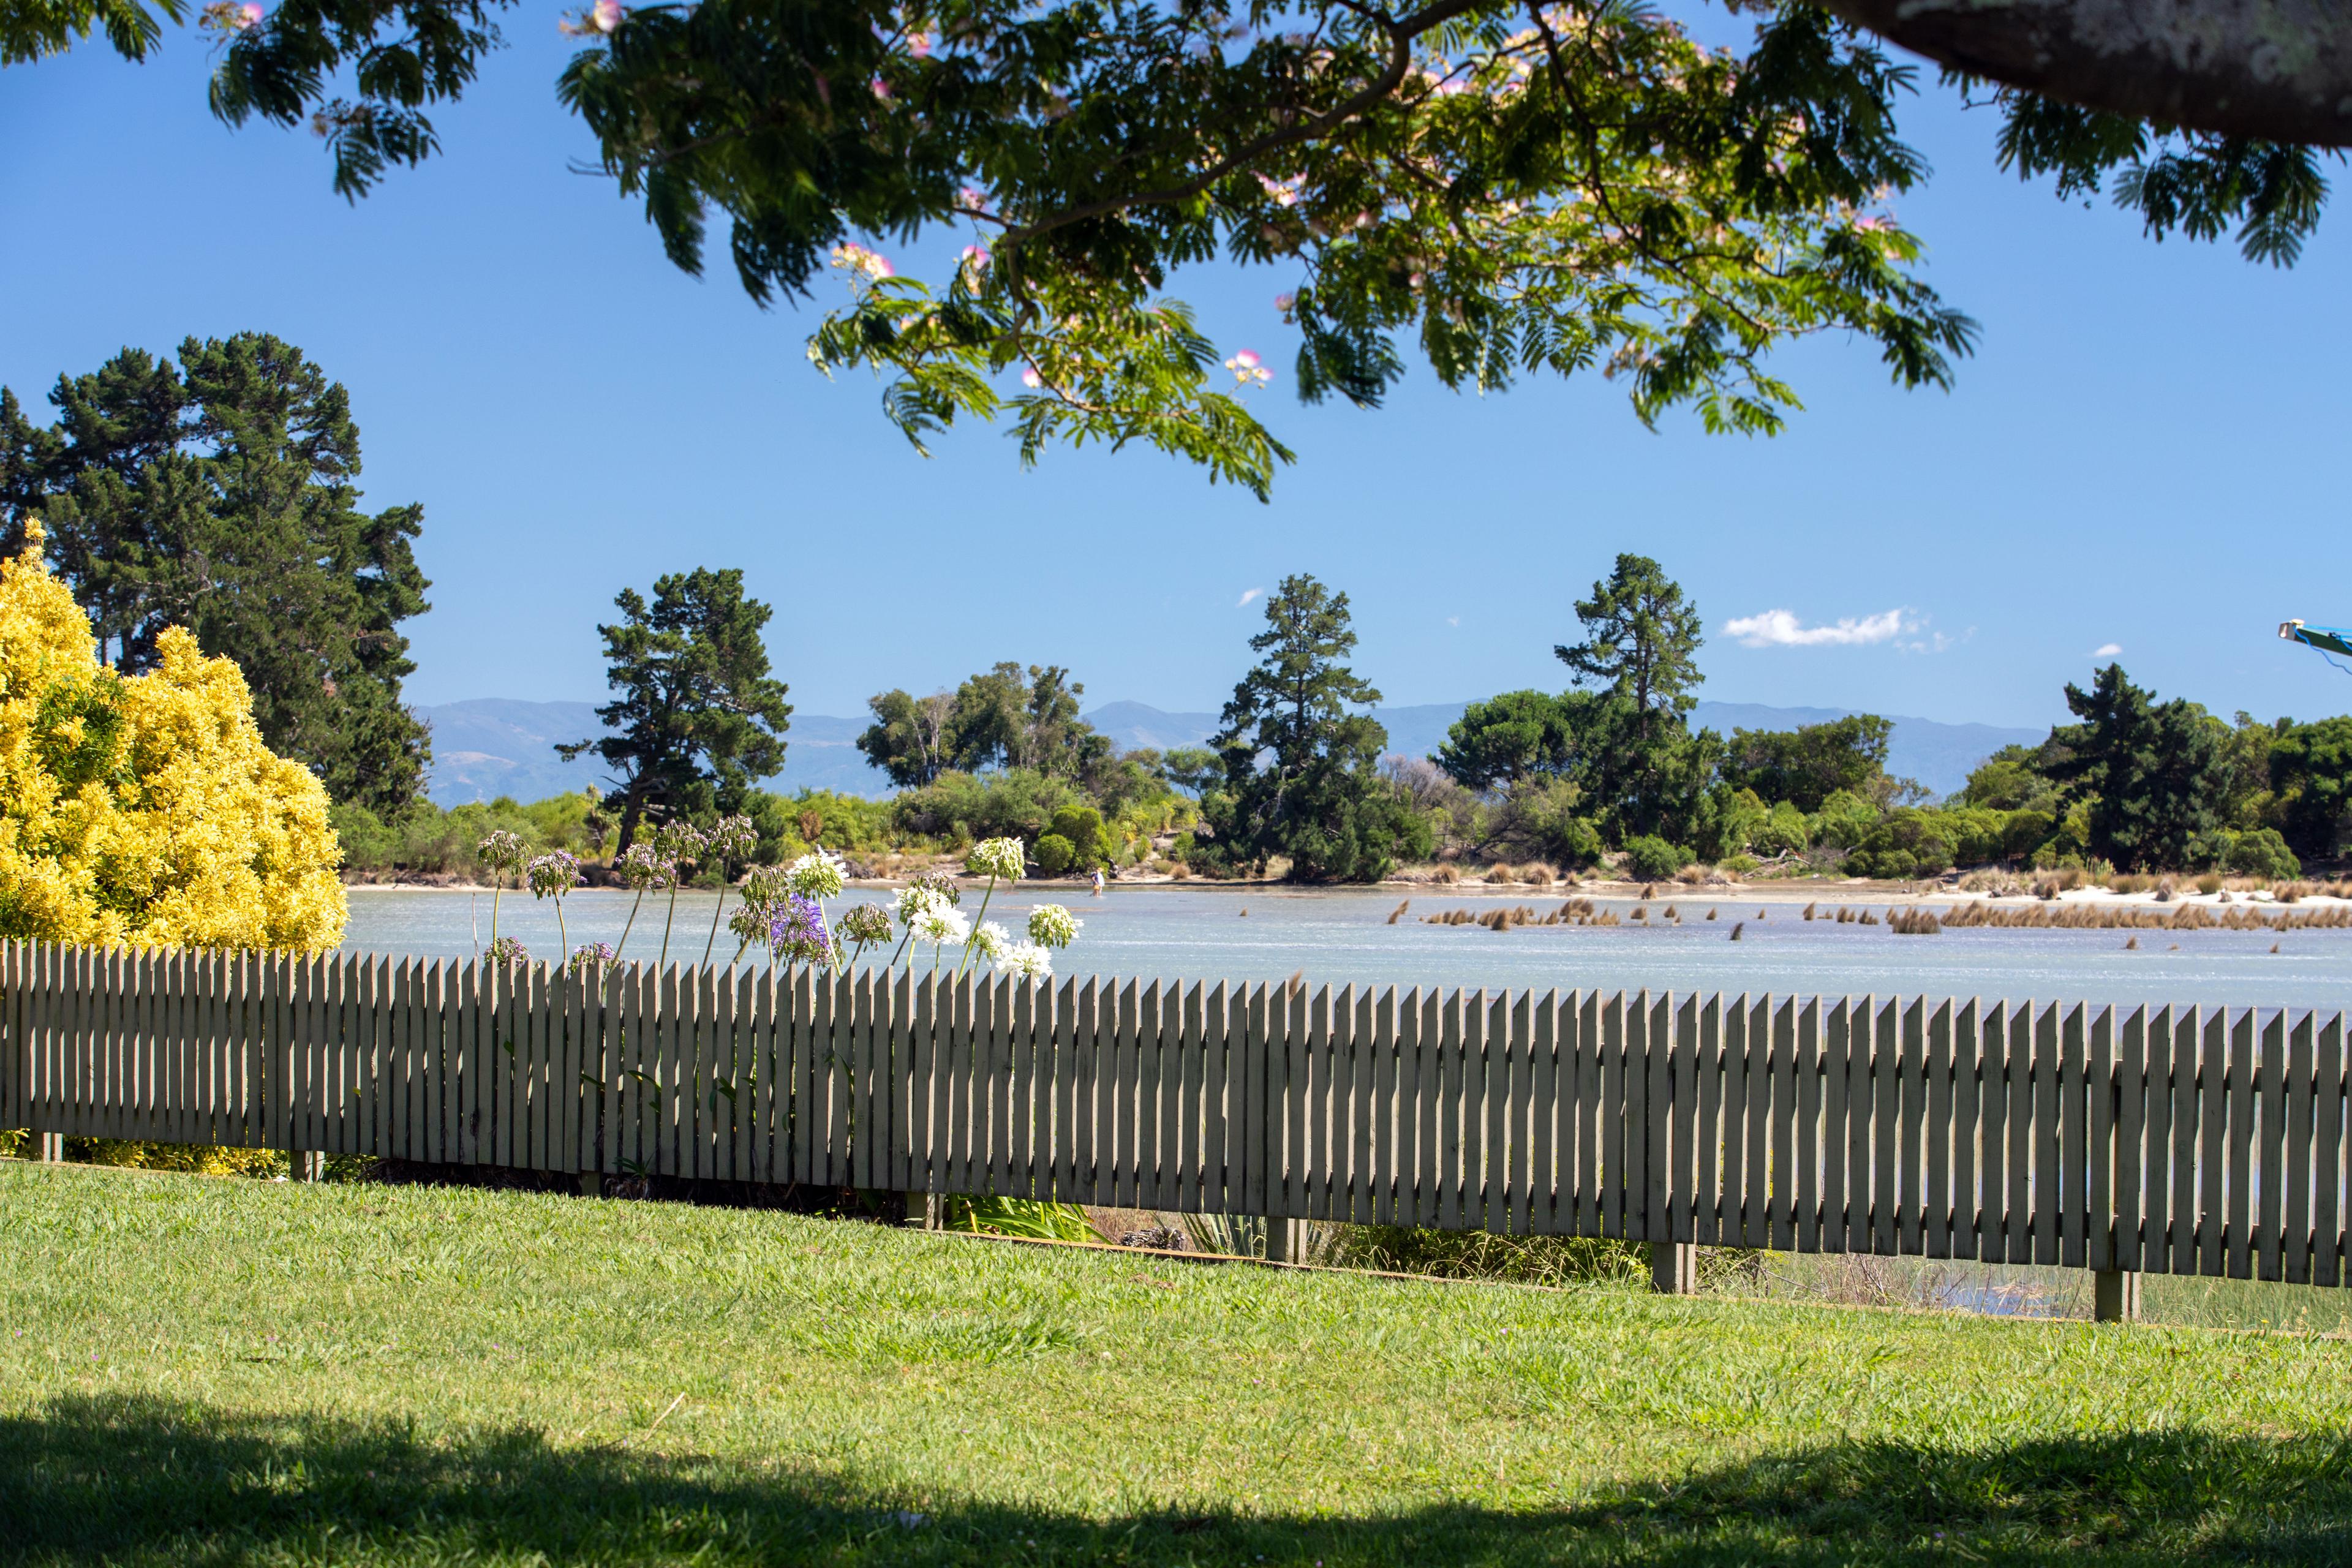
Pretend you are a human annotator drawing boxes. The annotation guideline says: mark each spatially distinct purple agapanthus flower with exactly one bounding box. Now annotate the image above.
[769,894,834,966]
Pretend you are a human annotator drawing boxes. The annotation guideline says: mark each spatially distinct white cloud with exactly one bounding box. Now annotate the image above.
[1446,616,1460,627]
[2092,642,2123,658]
[1723,607,1910,649]
[1237,587,1263,608]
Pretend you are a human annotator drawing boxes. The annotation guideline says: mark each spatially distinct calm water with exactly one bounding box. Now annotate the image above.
[341,885,2352,1009]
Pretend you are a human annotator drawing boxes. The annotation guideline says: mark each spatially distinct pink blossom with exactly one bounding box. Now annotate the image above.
[908,31,932,57]
[961,245,991,267]
[238,2,262,24]
[1273,292,1294,313]
[1231,349,1261,370]
[1855,214,1892,232]
[956,185,987,213]
[590,0,620,32]
[1020,368,1043,389]
[871,75,892,99]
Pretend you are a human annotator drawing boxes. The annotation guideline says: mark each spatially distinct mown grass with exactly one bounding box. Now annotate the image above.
[4,1163,2351,1566]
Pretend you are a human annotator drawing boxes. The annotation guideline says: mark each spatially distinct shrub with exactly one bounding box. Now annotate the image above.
[1753,801,1809,857]
[0,529,343,948]
[1044,803,1115,870]
[1719,853,1758,875]
[2229,827,2302,881]
[1032,832,1077,876]
[1623,835,1686,882]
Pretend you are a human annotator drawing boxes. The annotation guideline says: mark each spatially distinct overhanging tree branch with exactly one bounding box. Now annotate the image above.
[1819,0,2352,146]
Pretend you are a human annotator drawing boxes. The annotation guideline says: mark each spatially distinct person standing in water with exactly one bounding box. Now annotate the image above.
[1091,868,1106,896]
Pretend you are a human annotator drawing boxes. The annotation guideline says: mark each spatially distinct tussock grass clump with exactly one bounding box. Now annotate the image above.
[1429,862,1461,885]
[2196,873,2225,894]
[1888,906,1942,935]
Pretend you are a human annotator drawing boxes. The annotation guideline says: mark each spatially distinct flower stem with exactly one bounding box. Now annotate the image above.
[659,881,680,967]
[489,876,503,952]
[614,888,646,964]
[703,859,729,966]
[556,897,568,959]
[957,876,997,977]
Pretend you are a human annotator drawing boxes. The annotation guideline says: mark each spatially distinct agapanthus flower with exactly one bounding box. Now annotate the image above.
[769,894,834,966]
[728,900,772,950]
[476,829,528,876]
[1027,903,1082,949]
[966,837,1025,881]
[996,940,1052,979]
[568,941,617,973]
[892,882,944,927]
[652,818,706,865]
[738,864,789,914]
[704,813,758,863]
[787,848,848,900]
[912,905,971,948]
[616,841,673,891]
[839,903,894,948]
[971,919,1012,962]
[486,935,530,966]
[527,850,582,900]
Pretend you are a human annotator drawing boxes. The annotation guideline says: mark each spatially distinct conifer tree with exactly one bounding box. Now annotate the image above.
[561,567,793,853]
[0,334,431,815]
[1200,574,1429,881]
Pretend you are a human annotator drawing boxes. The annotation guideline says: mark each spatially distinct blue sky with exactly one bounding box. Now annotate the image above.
[6,17,2349,732]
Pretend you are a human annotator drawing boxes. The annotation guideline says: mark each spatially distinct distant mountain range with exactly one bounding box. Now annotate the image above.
[416,696,2045,807]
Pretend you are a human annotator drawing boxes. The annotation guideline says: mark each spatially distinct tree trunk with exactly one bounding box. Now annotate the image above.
[1821,0,2352,146]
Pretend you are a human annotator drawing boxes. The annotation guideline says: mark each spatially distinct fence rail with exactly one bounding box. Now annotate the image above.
[2,943,2346,1302]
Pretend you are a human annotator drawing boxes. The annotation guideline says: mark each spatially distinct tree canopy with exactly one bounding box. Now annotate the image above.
[858,661,1110,786]
[559,567,793,851]
[1200,573,1428,880]
[1719,713,1893,813]
[0,333,432,816]
[10,1,2340,496]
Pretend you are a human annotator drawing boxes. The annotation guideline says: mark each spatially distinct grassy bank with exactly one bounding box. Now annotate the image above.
[4,1163,2351,1566]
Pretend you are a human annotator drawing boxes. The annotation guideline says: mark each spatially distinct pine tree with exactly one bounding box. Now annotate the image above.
[0,335,431,815]
[1555,554,1706,837]
[560,568,793,852]
[2047,664,2231,870]
[1202,574,1430,881]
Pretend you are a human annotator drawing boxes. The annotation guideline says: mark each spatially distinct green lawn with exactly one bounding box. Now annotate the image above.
[3,1163,2350,1566]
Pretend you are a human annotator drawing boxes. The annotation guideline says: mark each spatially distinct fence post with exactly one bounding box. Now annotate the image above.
[2094,1270,2141,1322]
[288,1149,324,1182]
[1650,1240,1696,1294]
[1267,1216,1308,1264]
[36,1131,62,1162]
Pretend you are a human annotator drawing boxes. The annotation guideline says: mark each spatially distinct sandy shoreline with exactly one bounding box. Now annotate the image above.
[343,877,2352,911]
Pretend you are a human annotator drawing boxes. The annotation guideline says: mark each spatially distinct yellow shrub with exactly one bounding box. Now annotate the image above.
[0,528,345,951]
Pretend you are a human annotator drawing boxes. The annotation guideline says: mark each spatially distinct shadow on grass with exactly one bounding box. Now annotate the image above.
[2,1393,2348,1566]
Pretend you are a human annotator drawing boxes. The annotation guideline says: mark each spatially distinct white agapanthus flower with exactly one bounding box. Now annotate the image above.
[1027,903,1082,949]
[786,848,848,900]
[893,883,944,927]
[971,919,1013,962]
[965,836,1026,881]
[995,940,1052,979]
[912,905,971,947]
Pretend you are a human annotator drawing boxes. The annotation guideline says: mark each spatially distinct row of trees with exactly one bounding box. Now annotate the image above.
[1,335,431,815]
